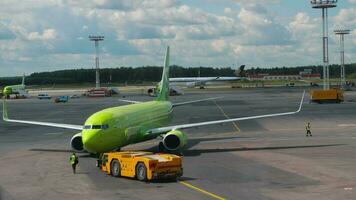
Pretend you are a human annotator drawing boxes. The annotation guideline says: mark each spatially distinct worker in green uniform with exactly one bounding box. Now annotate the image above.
[306,122,312,137]
[69,152,79,174]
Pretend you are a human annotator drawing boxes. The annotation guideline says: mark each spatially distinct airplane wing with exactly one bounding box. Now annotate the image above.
[118,99,142,104]
[172,97,222,107]
[145,91,305,136]
[2,98,83,130]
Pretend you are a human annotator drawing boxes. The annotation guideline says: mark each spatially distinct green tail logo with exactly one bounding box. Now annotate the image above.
[157,46,170,101]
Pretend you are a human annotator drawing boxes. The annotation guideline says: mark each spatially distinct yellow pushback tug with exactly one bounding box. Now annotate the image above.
[97,151,183,181]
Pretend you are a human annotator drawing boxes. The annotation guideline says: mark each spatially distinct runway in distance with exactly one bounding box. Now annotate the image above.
[169,65,247,89]
[2,47,305,153]
[3,74,29,98]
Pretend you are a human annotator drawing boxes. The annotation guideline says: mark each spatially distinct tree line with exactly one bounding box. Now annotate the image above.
[0,63,355,86]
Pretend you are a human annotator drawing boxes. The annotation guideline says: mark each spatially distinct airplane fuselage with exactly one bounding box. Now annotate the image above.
[82,100,173,153]
[3,85,25,95]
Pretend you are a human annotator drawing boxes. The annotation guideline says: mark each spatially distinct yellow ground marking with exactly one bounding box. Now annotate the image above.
[179,181,226,200]
[213,100,241,133]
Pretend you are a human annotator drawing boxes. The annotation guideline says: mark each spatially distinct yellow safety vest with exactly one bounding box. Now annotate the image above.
[306,124,311,131]
[70,155,77,165]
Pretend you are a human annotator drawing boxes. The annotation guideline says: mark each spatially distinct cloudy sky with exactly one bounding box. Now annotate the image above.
[0,0,355,76]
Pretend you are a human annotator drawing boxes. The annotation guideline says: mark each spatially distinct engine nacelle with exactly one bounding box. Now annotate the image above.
[162,130,187,151]
[147,88,157,96]
[70,132,84,151]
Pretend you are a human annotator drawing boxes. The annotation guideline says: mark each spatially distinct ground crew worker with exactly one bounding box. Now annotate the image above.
[69,152,79,174]
[306,122,312,137]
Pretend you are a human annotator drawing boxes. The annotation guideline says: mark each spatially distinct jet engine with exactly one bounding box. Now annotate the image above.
[162,130,187,151]
[70,132,84,151]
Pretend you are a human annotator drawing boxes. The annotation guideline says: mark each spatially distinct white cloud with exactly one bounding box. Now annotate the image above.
[224,7,233,15]
[237,4,292,45]
[232,0,280,4]
[333,8,356,29]
[289,12,319,41]
[211,40,227,52]
[0,23,16,40]
[0,0,355,76]
[27,29,57,40]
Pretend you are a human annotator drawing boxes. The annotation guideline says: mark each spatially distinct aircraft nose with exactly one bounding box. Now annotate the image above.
[82,130,100,152]
[3,88,11,94]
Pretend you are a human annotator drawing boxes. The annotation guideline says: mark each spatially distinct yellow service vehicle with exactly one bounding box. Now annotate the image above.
[310,89,344,103]
[97,151,183,181]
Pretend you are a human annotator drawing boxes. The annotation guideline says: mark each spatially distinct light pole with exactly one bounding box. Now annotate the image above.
[311,0,337,90]
[334,29,350,89]
[89,35,104,89]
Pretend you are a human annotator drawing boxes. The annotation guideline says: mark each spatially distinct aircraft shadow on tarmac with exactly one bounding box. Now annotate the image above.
[143,137,346,156]
[28,136,247,154]
[180,144,345,157]
[28,136,345,158]
[29,148,79,153]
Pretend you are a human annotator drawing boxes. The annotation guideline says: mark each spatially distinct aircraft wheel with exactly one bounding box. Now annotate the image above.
[136,163,147,181]
[110,159,121,177]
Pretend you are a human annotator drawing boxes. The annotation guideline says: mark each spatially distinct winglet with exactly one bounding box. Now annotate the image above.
[297,90,305,113]
[2,97,8,120]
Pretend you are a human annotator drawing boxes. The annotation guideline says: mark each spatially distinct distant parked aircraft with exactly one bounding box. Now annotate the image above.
[3,74,29,98]
[170,65,247,89]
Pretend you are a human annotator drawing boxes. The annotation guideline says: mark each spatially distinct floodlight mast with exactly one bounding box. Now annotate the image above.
[334,29,350,89]
[89,35,104,89]
[311,0,337,90]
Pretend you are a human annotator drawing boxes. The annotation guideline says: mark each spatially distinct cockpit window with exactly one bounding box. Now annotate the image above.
[92,125,102,129]
[83,125,91,130]
[83,124,109,130]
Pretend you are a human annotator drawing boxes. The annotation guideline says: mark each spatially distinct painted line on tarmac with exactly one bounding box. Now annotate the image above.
[179,181,226,200]
[338,124,356,127]
[45,132,65,135]
[213,100,241,133]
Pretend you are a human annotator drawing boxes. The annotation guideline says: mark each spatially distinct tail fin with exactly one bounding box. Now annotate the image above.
[156,46,170,101]
[234,65,246,77]
[21,74,25,86]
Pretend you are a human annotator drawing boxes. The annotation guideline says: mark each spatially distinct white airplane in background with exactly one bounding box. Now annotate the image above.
[147,65,247,96]
[170,65,247,89]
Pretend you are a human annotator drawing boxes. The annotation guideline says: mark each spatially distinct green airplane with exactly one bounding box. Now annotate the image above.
[3,74,29,98]
[2,47,305,153]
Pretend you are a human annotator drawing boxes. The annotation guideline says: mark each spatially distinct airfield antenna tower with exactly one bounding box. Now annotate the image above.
[334,29,350,89]
[311,0,337,90]
[89,35,105,89]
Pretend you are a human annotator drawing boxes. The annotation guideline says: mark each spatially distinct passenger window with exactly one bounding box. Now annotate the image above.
[102,124,109,130]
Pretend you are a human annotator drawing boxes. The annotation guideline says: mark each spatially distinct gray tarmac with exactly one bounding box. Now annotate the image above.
[0,87,356,200]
